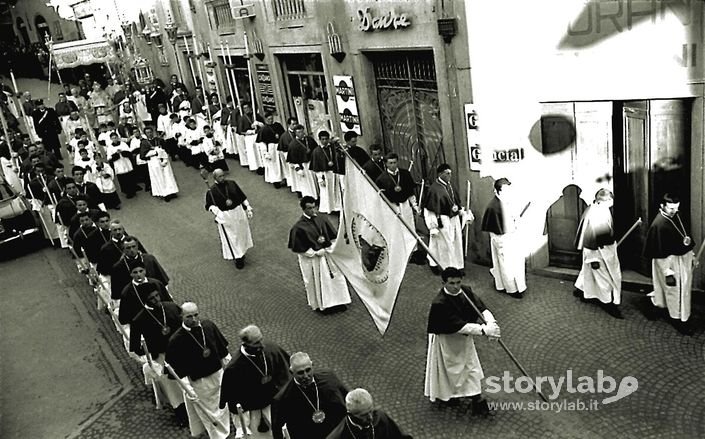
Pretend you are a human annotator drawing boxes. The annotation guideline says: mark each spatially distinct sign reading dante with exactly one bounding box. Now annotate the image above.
[357,7,411,32]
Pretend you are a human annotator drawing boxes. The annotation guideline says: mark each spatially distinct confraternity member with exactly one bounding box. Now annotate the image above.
[375,152,419,225]
[310,131,341,214]
[481,177,526,298]
[644,193,696,335]
[205,169,254,269]
[326,388,412,439]
[288,196,351,313]
[425,267,498,416]
[574,189,623,319]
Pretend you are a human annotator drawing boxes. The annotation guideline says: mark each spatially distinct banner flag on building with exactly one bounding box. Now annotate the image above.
[329,160,417,334]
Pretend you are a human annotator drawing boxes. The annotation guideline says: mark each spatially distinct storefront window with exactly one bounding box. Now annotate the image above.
[280,53,331,136]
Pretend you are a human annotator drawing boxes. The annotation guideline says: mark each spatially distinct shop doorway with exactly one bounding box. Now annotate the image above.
[368,50,443,183]
[613,99,691,275]
[279,53,331,136]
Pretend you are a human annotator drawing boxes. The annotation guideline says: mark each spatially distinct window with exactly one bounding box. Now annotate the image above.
[211,0,238,33]
[271,0,306,21]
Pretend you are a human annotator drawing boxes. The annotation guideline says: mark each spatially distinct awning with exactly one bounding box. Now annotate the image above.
[51,39,118,69]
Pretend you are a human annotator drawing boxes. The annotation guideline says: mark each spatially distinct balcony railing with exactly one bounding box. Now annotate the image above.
[212,0,238,33]
[271,0,306,21]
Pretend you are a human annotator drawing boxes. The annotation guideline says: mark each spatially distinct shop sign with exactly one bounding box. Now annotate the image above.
[493,148,525,163]
[256,63,277,114]
[334,75,362,135]
[465,104,481,171]
[357,7,411,32]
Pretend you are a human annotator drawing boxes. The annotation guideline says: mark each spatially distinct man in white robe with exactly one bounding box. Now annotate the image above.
[205,169,254,269]
[310,131,341,214]
[288,196,350,312]
[481,178,526,298]
[574,189,622,318]
[423,164,473,274]
[140,126,178,201]
[644,193,697,335]
[425,267,499,416]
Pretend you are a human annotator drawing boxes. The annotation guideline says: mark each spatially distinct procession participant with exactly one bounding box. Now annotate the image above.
[335,131,370,175]
[72,211,98,270]
[375,153,419,226]
[64,110,85,147]
[54,180,81,248]
[573,189,622,318]
[202,125,228,173]
[105,77,121,102]
[424,267,498,416]
[287,124,319,198]
[128,288,187,426]
[75,147,98,183]
[166,302,232,439]
[71,165,102,209]
[68,195,101,239]
[326,388,412,439]
[257,112,285,187]
[277,117,298,189]
[361,144,385,183]
[88,82,112,126]
[167,75,188,101]
[171,87,187,116]
[128,127,151,191]
[43,161,65,201]
[72,132,96,164]
[423,164,472,275]
[644,193,696,335]
[182,117,204,169]
[140,126,178,201]
[93,156,121,209]
[96,123,112,147]
[221,97,238,158]
[191,86,206,118]
[287,196,351,312]
[111,236,170,304]
[35,142,60,171]
[481,177,526,298]
[205,169,254,269]
[55,92,78,137]
[271,352,348,439]
[132,89,152,127]
[97,220,147,285]
[310,131,340,214]
[86,211,111,266]
[220,325,291,438]
[237,102,264,173]
[106,132,137,199]
[157,111,180,161]
[146,82,168,123]
[31,99,63,159]
[118,261,172,326]
[208,94,220,119]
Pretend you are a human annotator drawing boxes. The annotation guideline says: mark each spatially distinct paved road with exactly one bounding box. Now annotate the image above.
[2,76,704,438]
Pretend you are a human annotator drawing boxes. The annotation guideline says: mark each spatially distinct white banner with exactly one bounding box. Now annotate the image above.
[329,159,417,334]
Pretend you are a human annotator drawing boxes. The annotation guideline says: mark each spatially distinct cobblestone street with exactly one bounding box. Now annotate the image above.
[4,144,703,438]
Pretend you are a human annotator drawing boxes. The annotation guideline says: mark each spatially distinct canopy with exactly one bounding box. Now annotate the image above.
[51,39,118,69]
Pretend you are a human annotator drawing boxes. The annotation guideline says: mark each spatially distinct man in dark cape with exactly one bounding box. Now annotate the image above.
[146,83,168,123]
[643,193,695,335]
[375,153,419,222]
[481,177,526,297]
[288,196,351,311]
[310,131,341,213]
[205,169,254,267]
[166,302,231,438]
[220,325,291,436]
[72,211,98,265]
[96,221,146,277]
[118,261,172,325]
[31,99,63,159]
[86,211,111,264]
[423,164,468,273]
[110,236,169,300]
[272,352,348,439]
[287,124,319,198]
[257,113,285,187]
[361,144,385,183]
[71,166,102,209]
[326,388,412,439]
[424,267,498,416]
[67,197,102,239]
[334,131,370,176]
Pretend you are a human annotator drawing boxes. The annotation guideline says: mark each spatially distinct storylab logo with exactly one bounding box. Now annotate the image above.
[484,370,638,411]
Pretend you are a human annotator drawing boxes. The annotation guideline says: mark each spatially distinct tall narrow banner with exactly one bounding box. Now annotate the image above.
[329,160,417,334]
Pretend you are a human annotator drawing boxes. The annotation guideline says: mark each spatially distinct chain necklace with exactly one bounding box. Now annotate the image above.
[345,417,375,439]
[660,209,691,246]
[243,349,270,383]
[185,325,211,358]
[145,303,169,335]
[296,380,325,423]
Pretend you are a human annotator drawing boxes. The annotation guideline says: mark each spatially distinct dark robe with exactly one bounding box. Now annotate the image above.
[326,410,413,439]
[96,236,147,275]
[310,145,338,173]
[236,113,263,135]
[219,342,291,411]
[46,176,66,202]
[205,180,247,212]
[73,225,98,260]
[481,196,506,235]
[375,169,415,204]
[138,136,166,161]
[166,320,230,381]
[257,122,285,144]
[31,107,62,155]
[574,205,616,250]
[110,252,170,300]
[272,371,348,439]
[277,130,295,152]
[118,278,172,325]
[427,286,487,334]
[74,181,102,209]
[146,88,168,122]
[86,228,111,264]
[362,159,385,183]
[67,208,101,243]
[424,180,461,228]
[643,211,694,259]
[335,145,371,175]
[287,136,318,165]
[288,215,337,253]
[55,195,78,226]
[55,100,78,117]
[129,301,182,356]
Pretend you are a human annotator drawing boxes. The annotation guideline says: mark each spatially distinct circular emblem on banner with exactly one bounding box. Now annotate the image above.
[350,212,389,284]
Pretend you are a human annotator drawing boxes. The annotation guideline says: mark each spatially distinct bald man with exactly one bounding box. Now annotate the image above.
[220,325,291,437]
[326,388,412,439]
[166,302,231,439]
[205,169,254,268]
[272,352,348,439]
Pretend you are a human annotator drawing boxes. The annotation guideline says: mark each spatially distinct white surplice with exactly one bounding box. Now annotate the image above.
[575,243,622,305]
[424,333,483,402]
[184,369,230,439]
[214,207,253,259]
[314,170,341,214]
[262,143,283,184]
[424,209,465,269]
[649,252,693,321]
[296,253,351,310]
[489,232,526,294]
[146,148,178,197]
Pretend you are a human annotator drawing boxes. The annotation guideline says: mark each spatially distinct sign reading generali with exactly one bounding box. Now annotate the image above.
[334,75,362,135]
[357,7,411,32]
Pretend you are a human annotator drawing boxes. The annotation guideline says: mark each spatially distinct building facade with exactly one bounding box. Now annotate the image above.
[8,0,82,45]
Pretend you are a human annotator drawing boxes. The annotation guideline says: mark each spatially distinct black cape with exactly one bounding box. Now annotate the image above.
[257,122,284,144]
[96,235,147,275]
[424,180,461,221]
[427,286,487,334]
[166,319,230,381]
[481,196,505,235]
[219,342,292,411]
[362,159,385,183]
[288,215,337,253]
[643,212,694,259]
[129,301,182,356]
[326,410,413,439]
[118,278,172,325]
[375,169,415,204]
[287,136,318,165]
[310,145,338,173]
[205,180,247,212]
[110,253,170,300]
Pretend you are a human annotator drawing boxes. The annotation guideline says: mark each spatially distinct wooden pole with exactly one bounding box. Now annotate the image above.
[10,70,38,142]
[220,41,236,107]
[225,42,242,114]
[195,39,212,125]
[616,217,642,247]
[243,32,256,114]
[207,43,224,111]
[140,338,163,410]
[183,36,198,93]
[464,179,471,257]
